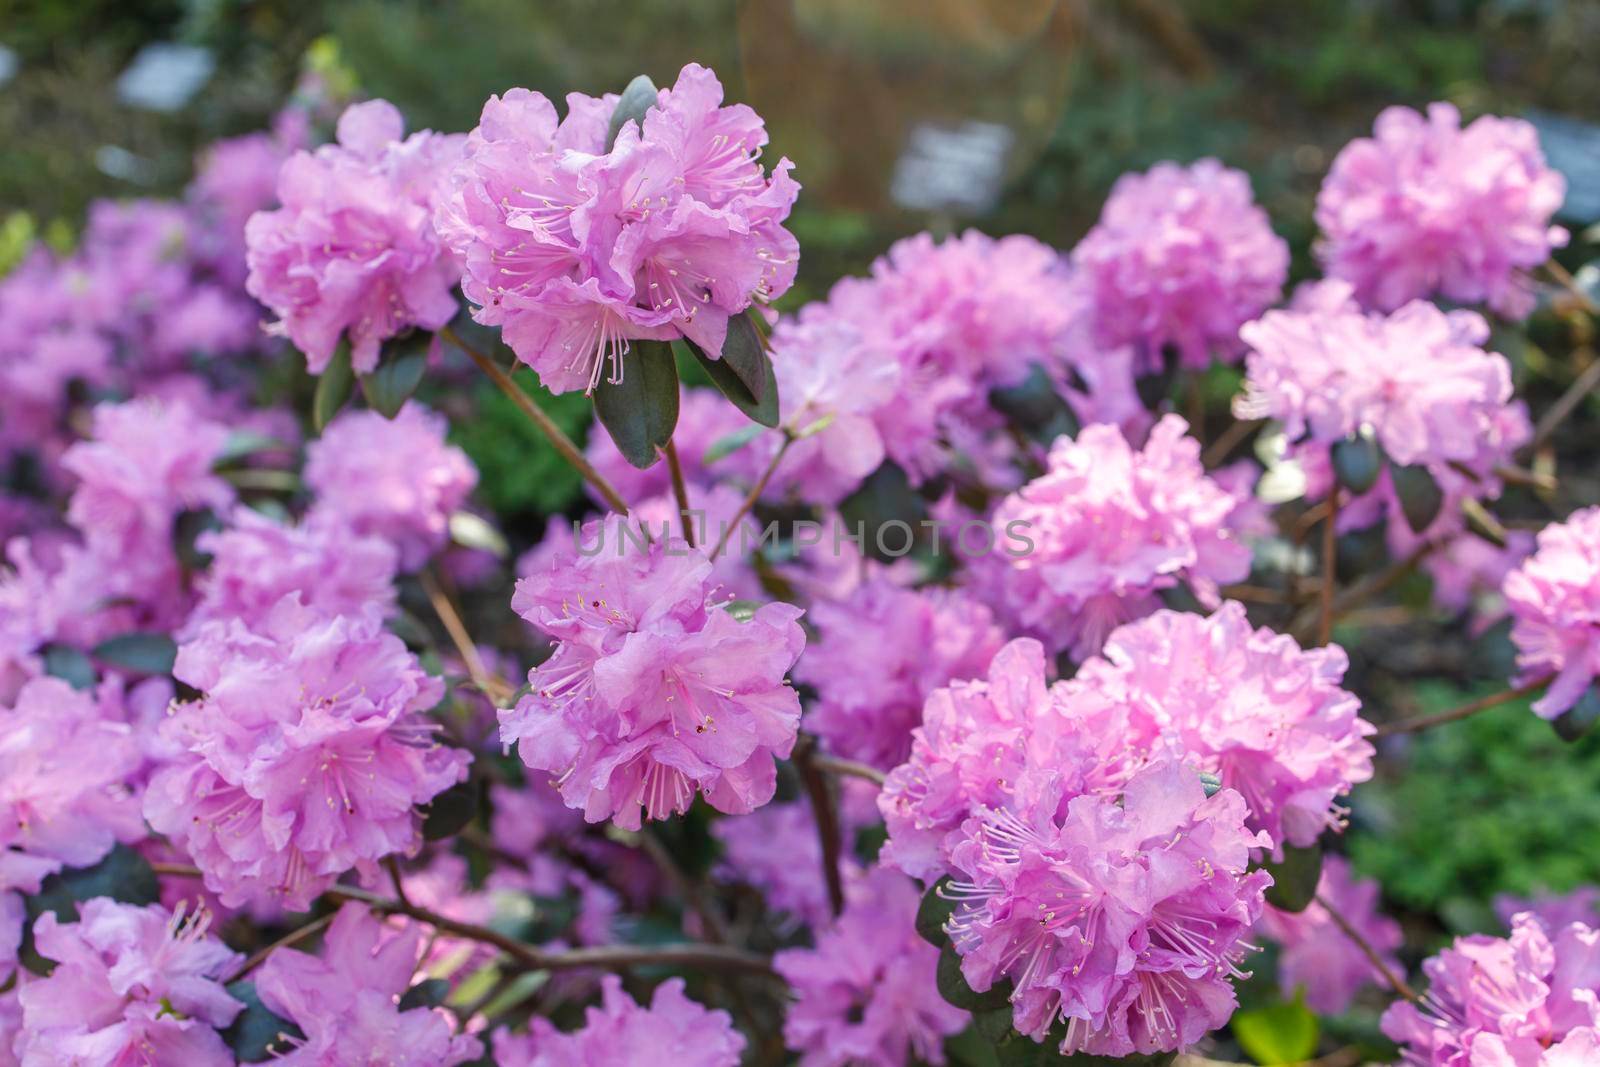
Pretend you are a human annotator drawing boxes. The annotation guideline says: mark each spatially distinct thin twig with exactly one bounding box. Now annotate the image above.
[636,828,732,945]
[810,753,887,786]
[441,325,632,516]
[1376,677,1550,737]
[1529,356,1600,454]
[1317,492,1340,647]
[1201,417,1262,469]
[1315,892,1420,1003]
[1546,259,1597,313]
[386,855,413,909]
[1289,539,1438,642]
[663,439,696,548]
[709,432,793,563]
[420,567,511,705]
[228,911,337,982]
[794,737,846,917]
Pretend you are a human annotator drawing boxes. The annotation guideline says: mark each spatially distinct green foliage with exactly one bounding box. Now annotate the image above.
[449,376,592,520]
[1351,681,1600,931]
[1232,991,1319,1064]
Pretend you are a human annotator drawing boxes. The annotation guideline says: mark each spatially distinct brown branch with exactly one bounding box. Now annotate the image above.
[636,827,732,945]
[794,737,846,917]
[420,567,511,706]
[228,911,337,983]
[811,752,887,786]
[1315,892,1420,1004]
[441,326,632,516]
[1289,539,1438,642]
[663,439,696,548]
[1376,677,1550,738]
[709,432,793,563]
[1317,491,1340,647]
[1201,418,1262,469]
[1529,355,1600,454]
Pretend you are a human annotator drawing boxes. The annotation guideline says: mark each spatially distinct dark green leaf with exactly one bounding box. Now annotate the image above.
[972,1005,1015,1044]
[398,978,451,1011]
[989,365,1079,444]
[421,779,479,841]
[839,462,927,561]
[1199,771,1223,797]
[1262,841,1323,913]
[1232,991,1319,1064]
[703,424,764,465]
[1392,464,1444,532]
[936,944,1012,1011]
[313,342,354,432]
[42,643,95,690]
[214,431,288,467]
[917,876,958,947]
[359,342,428,418]
[92,632,177,675]
[593,339,680,469]
[223,980,306,1062]
[21,845,162,973]
[1331,433,1385,494]
[606,74,659,150]
[1554,686,1600,742]
[945,1025,1003,1067]
[684,336,780,428]
[716,310,769,402]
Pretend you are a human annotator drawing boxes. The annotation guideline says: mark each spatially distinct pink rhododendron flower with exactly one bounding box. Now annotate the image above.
[1505,507,1600,718]
[1237,280,1529,540]
[245,99,465,373]
[796,579,1005,770]
[1077,602,1375,850]
[255,902,483,1066]
[945,760,1271,1057]
[185,504,399,634]
[1382,913,1600,1065]
[774,866,966,1067]
[1072,159,1287,369]
[1496,888,1600,932]
[502,516,805,828]
[1316,102,1568,318]
[14,899,243,1067]
[436,64,797,395]
[972,415,1253,660]
[712,802,857,931]
[1257,855,1403,1013]
[304,403,478,570]
[492,975,744,1066]
[190,111,305,285]
[1426,529,1535,633]
[144,596,471,909]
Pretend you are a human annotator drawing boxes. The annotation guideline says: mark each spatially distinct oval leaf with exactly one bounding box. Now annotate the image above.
[606,74,659,150]
[1331,433,1384,494]
[1391,463,1444,533]
[422,779,479,841]
[313,342,354,432]
[917,876,958,947]
[224,980,307,1062]
[1232,991,1319,1065]
[359,343,428,419]
[92,632,178,675]
[936,944,1012,1011]
[684,337,780,429]
[42,643,96,690]
[592,339,680,469]
[1262,841,1323,913]
[716,310,769,402]
[398,977,451,1011]
[703,424,764,465]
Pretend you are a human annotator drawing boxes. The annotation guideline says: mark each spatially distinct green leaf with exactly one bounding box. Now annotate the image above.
[592,339,680,469]
[214,431,288,467]
[358,341,428,418]
[1232,991,1319,1064]
[936,944,1012,1011]
[606,74,659,150]
[398,978,451,1011]
[421,779,479,841]
[1198,771,1223,797]
[989,365,1079,444]
[42,643,96,690]
[448,511,509,558]
[723,599,761,622]
[683,336,780,429]
[1262,841,1323,913]
[1391,463,1444,532]
[972,1004,1015,1044]
[1331,433,1385,494]
[313,342,355,432]
[223,980,306,1062]
[92,632,177,675]
[22,845,161,973]
[703,424,764,465]
[917,876,958,947]
[716,310,769,402]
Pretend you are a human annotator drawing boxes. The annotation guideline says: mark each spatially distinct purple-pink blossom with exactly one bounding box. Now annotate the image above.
[972,415,1253,660]
[1505,507,1600,718]
[144,596,471,909]
[1072,158,1287,370]
[255,902,484,1066]
[304,402,478,570]
[1497,888,1600,933]
[1382,912,1600,1065]
[712,802,851,931]
[14,899,243,1067]
[1316,102,1568,319]
[1257,855,1403,1014]
[436,64,798,395]
[493,975,744,1067]
[245,99,465,373]
[796,578,1004,771]
[774,866,966,1067]
[502,516,805,828]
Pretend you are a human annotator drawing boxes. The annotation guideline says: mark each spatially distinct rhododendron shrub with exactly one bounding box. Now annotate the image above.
[3,55,1597,1067]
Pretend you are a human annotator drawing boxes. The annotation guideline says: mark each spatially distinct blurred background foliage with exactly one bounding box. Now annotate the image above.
[5,0,1600,979]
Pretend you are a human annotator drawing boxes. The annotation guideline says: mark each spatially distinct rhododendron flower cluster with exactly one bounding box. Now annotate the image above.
[1504,506,1600,718]
[1072,158,1288,370]
[245,99,466,373]
[775,866,967,1066]
[436,63,798,394]
[493,975,744,1066]
[504,516,805,828]
[1316,102,1568,318]
[145,597,471,908]
[973,415,1253,659]
[1382,912,1600,1065]
[1257,855,1403,1014]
